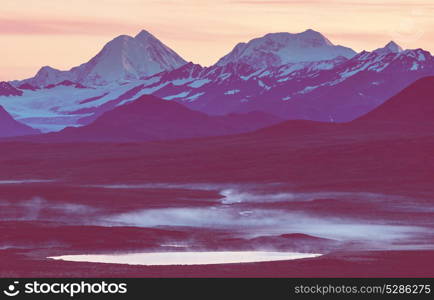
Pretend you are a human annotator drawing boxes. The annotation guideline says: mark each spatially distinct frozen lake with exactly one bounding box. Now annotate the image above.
[49,251,322,266]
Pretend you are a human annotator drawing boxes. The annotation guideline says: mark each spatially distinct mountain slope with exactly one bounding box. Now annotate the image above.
[356,76,434,125]
[21,30,187,87]
[0,106,39,137]
[36,95,282,142]
[216,29,356,68]
[127,41,433,122]
[0,82,23,96]
[252,76,434,141]
[229,43,434,121]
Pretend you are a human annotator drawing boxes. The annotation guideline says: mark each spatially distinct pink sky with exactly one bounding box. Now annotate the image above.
[1,0,433,80]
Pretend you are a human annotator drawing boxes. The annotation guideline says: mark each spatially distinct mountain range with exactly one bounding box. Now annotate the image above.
[1,29,434,137]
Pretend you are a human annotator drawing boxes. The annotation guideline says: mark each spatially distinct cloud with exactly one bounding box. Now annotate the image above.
[231,0,434,7]
[0,17,139,36]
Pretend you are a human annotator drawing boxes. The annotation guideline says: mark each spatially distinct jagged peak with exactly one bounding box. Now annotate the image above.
[374,41,404,55]
[38,66,58,72]
[385,41,403,52]
[134,29,157,40]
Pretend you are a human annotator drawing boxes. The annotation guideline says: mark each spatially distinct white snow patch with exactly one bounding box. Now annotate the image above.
[172,78,194,86]
[368,63,389,72]
[224,89,240,95]
[117,82,170,106]
[258,70,271,78]
[298,86,318,94]
[311,61,335,70]
[279,64,306,76]
[188,79,211,88]
[218,73,231,80]
[163,91,190,100]
[410,62,419,71]
[340,61,371,78]
[257,80,271,90]
[186,92,205,102]
[277,77,290,82]
[418,52,426,61]
[240,69,264,81]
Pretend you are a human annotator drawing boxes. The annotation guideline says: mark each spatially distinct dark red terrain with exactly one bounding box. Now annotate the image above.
[1,78,434,277]
[20,95,282,142]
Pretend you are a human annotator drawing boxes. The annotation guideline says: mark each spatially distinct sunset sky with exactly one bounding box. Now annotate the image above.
[1,0,433,80]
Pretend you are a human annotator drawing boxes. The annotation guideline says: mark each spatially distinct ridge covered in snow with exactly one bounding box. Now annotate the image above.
[216,29,357,69]
[2,30,434,132]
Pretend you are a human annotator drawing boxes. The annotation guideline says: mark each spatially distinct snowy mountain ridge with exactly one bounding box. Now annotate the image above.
[216,29,357,69]
[2,31,434,132]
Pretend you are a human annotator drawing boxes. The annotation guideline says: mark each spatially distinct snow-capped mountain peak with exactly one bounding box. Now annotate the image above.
[216,29,356,69]
[72,30,188,85]
[21,29,187,87]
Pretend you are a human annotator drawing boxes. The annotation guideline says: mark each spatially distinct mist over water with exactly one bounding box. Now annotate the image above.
[92,182,231,191]
[94,182,409,204]
[2,180,433,262]
[0,196,97,221]
[104,206,427,242]
[93,182,433,247]
[218,188,405,204]
[0,179,54,184]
